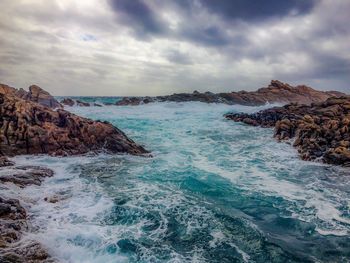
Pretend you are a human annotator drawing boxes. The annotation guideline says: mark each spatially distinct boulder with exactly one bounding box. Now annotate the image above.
[21,85,62,109]
[76,100,90,107]
[61,98,75,106]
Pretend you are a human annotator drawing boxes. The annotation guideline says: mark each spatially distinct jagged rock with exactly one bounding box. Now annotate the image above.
[0,83,61,109]
[0,166,54,188]
[0,196,27,246]
[76,100,90,107]
[0,156,14,167]
[115,80,345,106]
[0,161,57,262]
[0,89,148,157]
[0,196,54,263]
[61,98,75,106]
[0,241,54,263]
[24,85,62,109]
[225,96,350,166]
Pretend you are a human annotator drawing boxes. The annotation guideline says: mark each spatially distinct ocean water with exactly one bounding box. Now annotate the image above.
[4,100,350,262]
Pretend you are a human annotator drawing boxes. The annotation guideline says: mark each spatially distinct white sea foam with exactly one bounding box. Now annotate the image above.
[3,101,349,262]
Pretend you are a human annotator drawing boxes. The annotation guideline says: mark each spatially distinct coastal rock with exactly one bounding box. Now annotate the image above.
[0,196,53,263]
[0,89,148,157]
[0,196,27,246]
[0,166,54,188]
[0,156,14,167]
[76,100,90,107]
[225,96,350,166]
[61,98,75,106]
[0,161,56,262]
[115,80,345,106]
[0,83,61,109]
[24,85,62,109]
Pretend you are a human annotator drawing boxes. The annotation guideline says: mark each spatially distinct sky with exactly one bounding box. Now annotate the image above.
[0,0,349,96]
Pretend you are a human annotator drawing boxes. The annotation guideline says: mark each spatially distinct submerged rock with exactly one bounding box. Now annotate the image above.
[60,98,75,106]
[225,96,350,166]
[0,161,56,262]
[76,100,90,107]
[0,89,148,157]
[0,156,14,167]
[0,190,54,263]
[115,80,345,106]
[0,166,54,188]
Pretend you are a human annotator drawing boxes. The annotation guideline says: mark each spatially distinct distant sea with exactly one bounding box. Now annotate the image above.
[6,98,350,262]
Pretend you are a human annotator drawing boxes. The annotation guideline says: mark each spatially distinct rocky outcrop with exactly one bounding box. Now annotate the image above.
[115,80,345,106]
[61,98,103,107]
[0,156,14,167]
[76,100,90,107]
[23,85,62,109]
[0,195,53,263]
[225,96,350,166]
[0,88,148,157]
[0,163,55,263]
[61,98,74,107]
[0,166,54,188]
[0,83,61,109]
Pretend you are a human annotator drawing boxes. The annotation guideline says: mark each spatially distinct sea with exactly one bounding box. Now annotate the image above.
[4,97,350,262]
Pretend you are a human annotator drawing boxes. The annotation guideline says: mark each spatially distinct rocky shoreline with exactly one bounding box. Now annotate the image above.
[114,80,344,106]
[0,157,55,263]
[0,84,150,262]
[1,80,349,261]
[225,96,350,166]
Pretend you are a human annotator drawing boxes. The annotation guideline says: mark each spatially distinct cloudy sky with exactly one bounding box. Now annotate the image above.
[0,0,349,96]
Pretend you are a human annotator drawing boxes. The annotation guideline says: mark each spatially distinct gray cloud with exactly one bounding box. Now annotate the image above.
[109,0,168,39]
[0,0,349,95]
[199,0,318,21]
[165,50,192,65]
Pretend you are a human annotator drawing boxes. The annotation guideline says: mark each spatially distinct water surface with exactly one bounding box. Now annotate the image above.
[6,101,350,262]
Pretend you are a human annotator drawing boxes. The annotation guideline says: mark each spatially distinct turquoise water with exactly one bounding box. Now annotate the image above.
[7,101,350,262]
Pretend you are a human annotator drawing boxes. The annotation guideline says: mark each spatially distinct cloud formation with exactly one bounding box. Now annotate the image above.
[0,0,349,95]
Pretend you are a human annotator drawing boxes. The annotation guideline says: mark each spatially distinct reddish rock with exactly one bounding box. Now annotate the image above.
[226,96,350,166]
[0,83,62,109]
[0,168,54,262]
[0,90,148,157]
[115,80,345,106]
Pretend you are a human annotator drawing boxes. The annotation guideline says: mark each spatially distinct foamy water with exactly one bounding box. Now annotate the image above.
[2,101,350,262]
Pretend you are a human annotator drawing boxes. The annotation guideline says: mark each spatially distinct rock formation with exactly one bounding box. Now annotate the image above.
[61,98,75,106]
[115,80,345,106]
[0,160,56,263]
[0,83,61,109]
[225,96,350,166]
[76,100,90,107]
[0,166,54,188]
[0,85,148,157]
[0,93,148,156]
